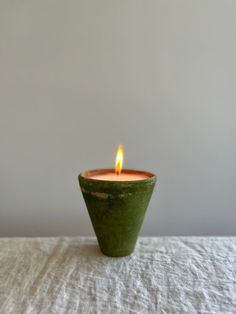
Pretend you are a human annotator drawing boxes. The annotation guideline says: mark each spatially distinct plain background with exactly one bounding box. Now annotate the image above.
[0,0,235,236]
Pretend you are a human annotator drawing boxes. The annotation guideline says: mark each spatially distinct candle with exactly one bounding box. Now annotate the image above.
[90,171,148,181]
[78,144,156,257]
[81,145,151,182]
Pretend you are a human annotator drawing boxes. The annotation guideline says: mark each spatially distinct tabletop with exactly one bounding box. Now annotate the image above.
[0,237,235,314]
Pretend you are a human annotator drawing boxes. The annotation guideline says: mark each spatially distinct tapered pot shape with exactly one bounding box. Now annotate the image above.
[79,169,156,257]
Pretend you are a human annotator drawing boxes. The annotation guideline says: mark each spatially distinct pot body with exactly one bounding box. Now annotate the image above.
[79,169,156,257]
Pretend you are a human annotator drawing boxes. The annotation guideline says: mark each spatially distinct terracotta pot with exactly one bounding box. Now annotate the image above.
[79,169,156,257]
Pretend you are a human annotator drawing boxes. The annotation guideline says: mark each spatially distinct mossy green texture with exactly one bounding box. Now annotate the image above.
[79,169,156,257]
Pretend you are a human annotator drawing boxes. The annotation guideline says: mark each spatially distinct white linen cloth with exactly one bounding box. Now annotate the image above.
[0,237,235,313]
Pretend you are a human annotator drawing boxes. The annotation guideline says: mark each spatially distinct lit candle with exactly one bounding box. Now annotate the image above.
[78,145,156,257]
[82,145,151,181]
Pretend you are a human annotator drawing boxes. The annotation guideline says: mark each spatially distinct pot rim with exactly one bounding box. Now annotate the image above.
[79,168,156,184]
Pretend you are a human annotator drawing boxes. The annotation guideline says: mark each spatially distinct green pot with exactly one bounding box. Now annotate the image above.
[78,169,156,257]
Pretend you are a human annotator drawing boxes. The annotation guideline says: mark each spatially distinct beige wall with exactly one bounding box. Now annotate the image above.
[0,0,235,236]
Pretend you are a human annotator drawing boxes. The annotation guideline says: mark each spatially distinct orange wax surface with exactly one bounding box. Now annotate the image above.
[90,173,148,181]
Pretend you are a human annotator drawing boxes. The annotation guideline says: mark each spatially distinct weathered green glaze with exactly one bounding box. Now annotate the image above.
[79,169,156,257]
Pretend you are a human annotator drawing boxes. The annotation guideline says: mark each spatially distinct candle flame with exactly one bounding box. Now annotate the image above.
[115,145,123,175]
